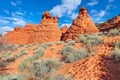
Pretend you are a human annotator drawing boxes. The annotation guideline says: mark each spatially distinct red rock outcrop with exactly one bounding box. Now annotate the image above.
[60,25,68,34]
[99,15,120,31]
[61,7,99,41]
[4,11,62,44]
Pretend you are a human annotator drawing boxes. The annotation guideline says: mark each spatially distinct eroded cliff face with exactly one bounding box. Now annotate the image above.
[4,11,62,44]
[99,15,120,31]
[60,25,68,34]
[61,7,99,41]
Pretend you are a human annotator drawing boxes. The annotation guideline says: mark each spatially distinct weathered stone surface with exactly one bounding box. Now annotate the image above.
[4,11,62,44]
[60,25,68,34]
[99,15,120,31]
[61,7,99,41]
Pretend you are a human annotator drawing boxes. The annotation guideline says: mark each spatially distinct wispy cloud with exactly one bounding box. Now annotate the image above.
[71,13,78,19]
[90,9,106,22]
[0,26,13,35]
[12,11,24,17]
[3,10,10,14]
[0,16,26,27]
[0,20,10,24]
[87,0,98,6]
[108,0,115,3]
[50,0,81,17]
[61,23,71,28]
[10,1,21,6]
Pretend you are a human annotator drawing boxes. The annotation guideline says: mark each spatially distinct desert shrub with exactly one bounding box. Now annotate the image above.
[107,29,120,37]
[61,46,88,63]
[56,41,63,45]
[78,33,103,47]
[0,33,2,37]
[0,74,26,80]
[112,48,120,61]
[0,59,8,74]
[28,59,62,80]
[33,47,45,59]
[112,41,120,61]
[41,42,54,49]
[62,48,88,63]
[66,39,75,46]
[49,74,73,80]
[61,46,75,56]
[19,60,28,71]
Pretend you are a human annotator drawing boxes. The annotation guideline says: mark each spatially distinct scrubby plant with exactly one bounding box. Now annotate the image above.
[56,41,63,45]
[66,39,76,46]
[112,48,120,61]
[107,29,120,37]
[41,42,54,49]
[28,58,62,80]
[49,74,73,80]
[62,48,88,63]
[0,33,2,37]
[78,33,103,47]
[61,45,88,63]
[111,41,120,61]
[0,74,26,80]
[19,60,28,71]
[34,47,45,59]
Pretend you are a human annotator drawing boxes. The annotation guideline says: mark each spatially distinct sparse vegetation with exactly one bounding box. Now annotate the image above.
[61,46,88,63]
[78,33,104,47]
[56,41,63,45]
[110,41,120,61]
[28,58,63,80]
[49,74,73,80]
[66,39,76,46]
[0,74,26,80]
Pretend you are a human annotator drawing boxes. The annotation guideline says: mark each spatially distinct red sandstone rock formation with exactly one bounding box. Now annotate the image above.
[4,11,62,44]
[99,15,120,31]
[60,25,68,34]
[61,6,99,41]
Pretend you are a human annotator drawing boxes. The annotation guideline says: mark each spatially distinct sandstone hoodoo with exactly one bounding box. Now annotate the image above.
[99,15,120,31]
[4,11,62,44]
[61,6,99,41]
[60,25,68,34]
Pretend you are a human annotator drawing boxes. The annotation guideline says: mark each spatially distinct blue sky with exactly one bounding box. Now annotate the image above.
[0,0,120,34]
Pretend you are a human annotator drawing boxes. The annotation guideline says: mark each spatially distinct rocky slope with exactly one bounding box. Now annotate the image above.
[99,15,120,31]
[4,11,62,44]
[61,6,99,41]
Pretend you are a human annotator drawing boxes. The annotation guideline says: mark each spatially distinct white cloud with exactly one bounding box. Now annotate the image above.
[10,1,21,6]
[87,0,98,6]
[71,13,78,19]
[12,19,26,26]
[0,26,13,35]
[3,10,10,14]
[98,10,106,17]
[50,0,81,17]
[12,11,24,17]
[0,17,26,26]
[61,23,71,28]
[0,20,10,24]
[108,0,114,3]
[90,10,106,22]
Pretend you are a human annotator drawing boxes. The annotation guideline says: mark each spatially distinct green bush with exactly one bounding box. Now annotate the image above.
[28,59,62,80]
[56,41,63,45]
[107,29,120,37]
[78,33,103,47]
[19,60,28,71]
[0,74,26,80]
[66,39,75,46]
[34,47,45,59]
[61,45,88,63]
[49,74,73,80]
[112,48,120,61]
